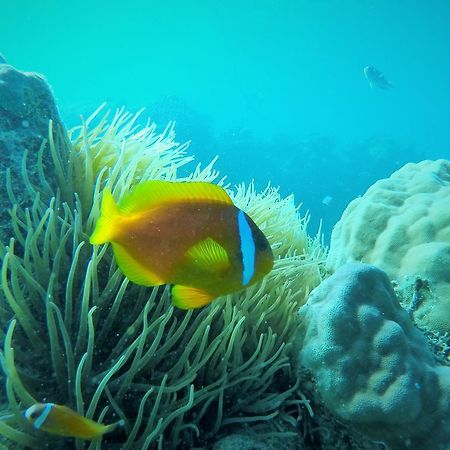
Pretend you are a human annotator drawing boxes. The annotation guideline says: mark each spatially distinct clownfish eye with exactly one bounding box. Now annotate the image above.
[25,405,45,421]
[30,411,40,419]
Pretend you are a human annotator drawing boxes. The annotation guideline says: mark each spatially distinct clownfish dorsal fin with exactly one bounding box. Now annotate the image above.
[186,238,230,273]
[171,285,215,309]
[119,180,233,214]
[112,243,164,286]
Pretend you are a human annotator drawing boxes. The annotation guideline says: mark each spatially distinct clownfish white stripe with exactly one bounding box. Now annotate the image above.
[33,403,54,430]
[237,210,255,285]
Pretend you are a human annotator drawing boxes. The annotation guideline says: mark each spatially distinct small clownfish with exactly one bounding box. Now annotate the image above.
[363,65,393,90]
[24,403,124,440]
[90,180,274,309]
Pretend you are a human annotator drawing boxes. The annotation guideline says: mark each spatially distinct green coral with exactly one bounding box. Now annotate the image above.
[0,107,325,449]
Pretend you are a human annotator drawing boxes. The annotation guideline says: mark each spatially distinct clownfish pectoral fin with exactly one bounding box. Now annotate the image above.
[186,238,230,273]
[112,243,164,286]
[90,189,121,245]
[119,180,233,214]
[171,285,215,309]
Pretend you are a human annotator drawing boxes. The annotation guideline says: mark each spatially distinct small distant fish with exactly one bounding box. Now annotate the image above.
[322,195,333,206]
[24,403,123,440]
[90,180,274,309]
[364,66,393,89]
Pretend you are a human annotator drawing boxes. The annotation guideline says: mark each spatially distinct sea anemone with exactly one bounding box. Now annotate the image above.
[0,107,325,449]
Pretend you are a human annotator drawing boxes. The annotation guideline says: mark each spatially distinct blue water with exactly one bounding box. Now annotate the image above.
[2,0,449,238]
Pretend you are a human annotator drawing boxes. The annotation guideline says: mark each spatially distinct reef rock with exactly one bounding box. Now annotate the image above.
[213,434,274,450]
[326,159,450,334]
[297,263,450,450]
[0,59,63,240]
[213,432,302,450]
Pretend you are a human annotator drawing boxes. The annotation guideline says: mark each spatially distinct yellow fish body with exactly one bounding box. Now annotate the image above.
[90,181,273,308]
[24,403,123,439]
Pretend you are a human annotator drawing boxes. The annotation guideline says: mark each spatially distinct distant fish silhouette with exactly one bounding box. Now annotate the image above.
[322,195,333,206]
[364,66,393,89]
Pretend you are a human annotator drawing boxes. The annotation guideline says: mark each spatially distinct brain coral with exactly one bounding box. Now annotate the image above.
[297,263,450,450]
[327,159,450,334]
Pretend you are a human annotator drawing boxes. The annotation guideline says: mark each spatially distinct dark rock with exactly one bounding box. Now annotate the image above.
[0,64,64,242]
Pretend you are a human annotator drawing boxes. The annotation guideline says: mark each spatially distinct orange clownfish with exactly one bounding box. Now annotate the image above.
[24,403,124,439]
[90,180,274,309]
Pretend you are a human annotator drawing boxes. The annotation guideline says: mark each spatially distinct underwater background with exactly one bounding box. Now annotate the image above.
[1,2,450,450]
[2,0,449,238]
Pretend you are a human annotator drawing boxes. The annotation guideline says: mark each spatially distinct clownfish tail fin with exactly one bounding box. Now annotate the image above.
[103,419,125,435]
[90,188,121,245]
